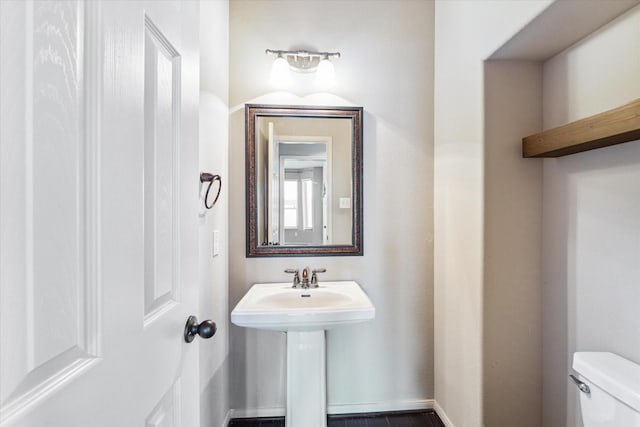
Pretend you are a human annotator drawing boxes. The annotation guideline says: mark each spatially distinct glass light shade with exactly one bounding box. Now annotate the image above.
[269,56,291,88]
[315,58,335,89]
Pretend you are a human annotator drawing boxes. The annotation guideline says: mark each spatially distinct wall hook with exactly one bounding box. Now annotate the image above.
[200,172,222,209]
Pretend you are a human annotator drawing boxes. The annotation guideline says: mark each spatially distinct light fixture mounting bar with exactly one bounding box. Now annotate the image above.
[266,49,341,72]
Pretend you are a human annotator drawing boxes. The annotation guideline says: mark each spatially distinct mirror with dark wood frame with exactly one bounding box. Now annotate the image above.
[245,104,363,257]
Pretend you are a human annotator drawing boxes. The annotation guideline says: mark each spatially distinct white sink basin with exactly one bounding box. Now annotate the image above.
[232,280,375,426]
[231,281,375,331]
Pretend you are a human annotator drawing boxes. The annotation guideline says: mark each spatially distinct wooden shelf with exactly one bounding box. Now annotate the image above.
[523,98,640,158]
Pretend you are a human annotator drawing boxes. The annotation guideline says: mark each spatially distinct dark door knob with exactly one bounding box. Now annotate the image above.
[184,315,217,343]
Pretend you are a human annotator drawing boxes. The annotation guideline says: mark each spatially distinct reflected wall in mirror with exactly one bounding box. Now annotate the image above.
[246,104,363,257]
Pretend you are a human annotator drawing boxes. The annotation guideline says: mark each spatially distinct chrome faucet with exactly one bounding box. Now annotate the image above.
[285,267,326,289]
[311,268,326,287]
[301,267,311,288]
[285,269,301,288]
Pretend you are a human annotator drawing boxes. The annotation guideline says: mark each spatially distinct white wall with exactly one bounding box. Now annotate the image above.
[199,1,230,426]
[228,0,435,416]
[541,6,640,426]
[433,1,551,425]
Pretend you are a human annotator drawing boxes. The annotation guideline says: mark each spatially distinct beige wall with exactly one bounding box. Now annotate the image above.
[435,2,640,426]
[199,1,230,426]
[483,60,543,427]
[434,1,551,425]
[541,6,640,426]
[212,1,640,425]
[229,0,435,416]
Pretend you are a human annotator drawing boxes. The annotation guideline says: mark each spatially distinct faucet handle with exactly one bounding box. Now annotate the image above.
[285,269,300,288]
[310,268,326,287]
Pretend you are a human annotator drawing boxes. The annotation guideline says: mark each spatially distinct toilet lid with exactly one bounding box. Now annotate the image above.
[573,352,640,413]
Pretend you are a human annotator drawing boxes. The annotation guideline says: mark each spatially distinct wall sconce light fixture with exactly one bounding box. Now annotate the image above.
[266,49,340,89]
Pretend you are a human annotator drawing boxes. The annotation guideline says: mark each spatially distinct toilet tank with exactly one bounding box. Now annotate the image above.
[573,352,640,427]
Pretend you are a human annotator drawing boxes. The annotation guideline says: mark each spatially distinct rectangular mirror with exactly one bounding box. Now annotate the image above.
[245,104,363,257]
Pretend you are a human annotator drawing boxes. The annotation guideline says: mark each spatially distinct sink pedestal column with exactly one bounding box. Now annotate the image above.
[286,331,327,427]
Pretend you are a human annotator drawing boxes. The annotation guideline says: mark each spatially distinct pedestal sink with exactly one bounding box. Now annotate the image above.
[231,281,375,427]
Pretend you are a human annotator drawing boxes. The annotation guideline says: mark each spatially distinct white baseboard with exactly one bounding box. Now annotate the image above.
[221,409,232,427]
[229,399,436,420]
[228,407,285,419]
[433,401,455,427]
[328,399,434,414]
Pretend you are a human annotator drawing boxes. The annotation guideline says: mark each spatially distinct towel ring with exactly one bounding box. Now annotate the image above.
[200,172,222,209]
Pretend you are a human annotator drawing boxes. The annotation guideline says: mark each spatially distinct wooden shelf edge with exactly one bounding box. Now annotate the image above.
[522,98,640,158]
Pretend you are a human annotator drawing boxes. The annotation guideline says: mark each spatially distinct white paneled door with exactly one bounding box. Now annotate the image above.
[1,1,201,426]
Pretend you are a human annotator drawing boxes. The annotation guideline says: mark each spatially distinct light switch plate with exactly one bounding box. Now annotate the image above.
[339,197,351,209]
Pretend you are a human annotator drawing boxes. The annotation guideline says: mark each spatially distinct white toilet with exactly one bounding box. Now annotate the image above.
[572,352,640,426]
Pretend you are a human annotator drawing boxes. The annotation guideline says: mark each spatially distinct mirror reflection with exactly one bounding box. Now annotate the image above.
[257,117,352,246]
[246,105,363,257]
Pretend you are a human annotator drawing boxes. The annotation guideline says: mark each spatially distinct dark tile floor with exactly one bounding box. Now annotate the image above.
[228,410,445,427]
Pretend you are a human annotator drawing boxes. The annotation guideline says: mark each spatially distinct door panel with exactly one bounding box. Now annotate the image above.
[146,380,180,427]
[0,1,200,425]
[0,1,100,420]
[143,14,181,324]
